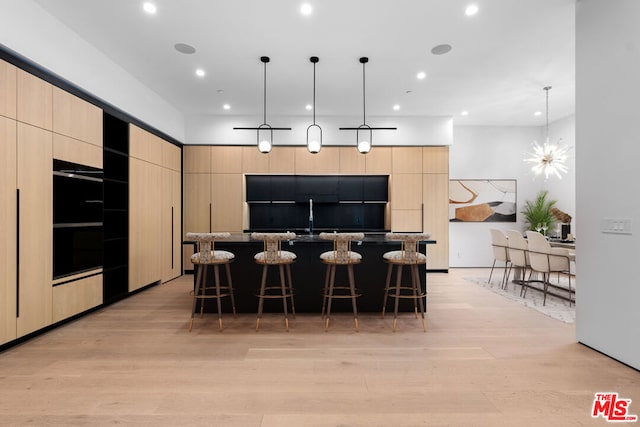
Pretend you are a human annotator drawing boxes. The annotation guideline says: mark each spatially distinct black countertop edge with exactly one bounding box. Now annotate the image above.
[183,232,436,245]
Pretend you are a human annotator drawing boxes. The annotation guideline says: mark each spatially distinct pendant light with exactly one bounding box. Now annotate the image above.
[525,86,570,179]
[340,57,396,154]
[234,56,291,153]
[306,56,322,154]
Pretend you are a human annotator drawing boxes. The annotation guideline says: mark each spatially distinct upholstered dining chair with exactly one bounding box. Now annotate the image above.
[525,230,574,305]
[505,230,530,293]
[489,229,510,288]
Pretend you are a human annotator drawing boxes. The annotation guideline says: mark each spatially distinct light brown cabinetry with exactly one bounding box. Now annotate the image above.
[211,173,243,232]
[129,156,162,291]
[52,274,102,323]
[16,122,53,337]
[423,173,449,270]
[16,69,52,130]
[295,146,340,174]
[0,116,17,345]
[161,168,182,282]
[52,87,102,147]
[183,173,211,236]
[0,60,17,119]
[129,125,182,290]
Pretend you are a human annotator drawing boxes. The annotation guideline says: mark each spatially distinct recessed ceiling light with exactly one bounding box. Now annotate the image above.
[174,43,196,54]
[195,69,205,77]
[417,71,427,80]
[216,89,225,94]
[431,44,453,55]
[223,104,231,110]
[465,4,479,16]
[534,111,542,116]
[300,3,313,15]
[305,104,313,111]
[393,105,400,111]
[461,110,469,116]
[143,2,157,14]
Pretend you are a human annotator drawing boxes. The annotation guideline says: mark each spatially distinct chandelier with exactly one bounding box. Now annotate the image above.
[525,86,570,179]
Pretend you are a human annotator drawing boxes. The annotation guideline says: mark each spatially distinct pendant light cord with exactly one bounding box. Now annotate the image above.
[263,60,267,124]
[362,61,366,124]
[313,61,316,125]
[544,86,551,140]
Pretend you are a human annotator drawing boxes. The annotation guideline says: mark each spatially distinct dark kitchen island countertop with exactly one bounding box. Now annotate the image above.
[183,232,436,314]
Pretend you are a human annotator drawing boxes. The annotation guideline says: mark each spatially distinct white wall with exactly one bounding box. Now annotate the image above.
[576,0,640,369]
[450,119,575,267]
[0,0,185,141]
[185,114,453,146]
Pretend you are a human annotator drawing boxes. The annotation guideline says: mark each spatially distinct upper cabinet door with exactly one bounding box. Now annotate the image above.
[52,87,102,147]
[16,69,52,130]
[0,60,17,119]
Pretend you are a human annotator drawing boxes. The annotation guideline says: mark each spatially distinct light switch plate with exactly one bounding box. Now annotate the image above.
[601,218,633,235]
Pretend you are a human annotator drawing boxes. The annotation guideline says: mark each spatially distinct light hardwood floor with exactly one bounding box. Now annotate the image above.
[1,268,638,426]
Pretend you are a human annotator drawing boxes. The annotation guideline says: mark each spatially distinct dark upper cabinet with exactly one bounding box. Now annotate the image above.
[363,175,388,202]
[295,175,338,203]
[246,175,388,203]
[338,176,364,201]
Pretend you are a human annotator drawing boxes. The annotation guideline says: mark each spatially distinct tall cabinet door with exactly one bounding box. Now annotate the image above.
[129,157,162,291]
[161,168,181,282]
[0,117,17,345]
[16,123,53,337]
[183,173,212,235]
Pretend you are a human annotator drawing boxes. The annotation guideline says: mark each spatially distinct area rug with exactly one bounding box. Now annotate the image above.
[463,275,576,324]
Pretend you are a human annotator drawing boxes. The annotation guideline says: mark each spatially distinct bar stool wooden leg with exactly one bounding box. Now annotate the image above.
[321,264,331,318]
[348,264,359,332]
[200,265,208,318]
[381,263,393,319]
[286,264,296,319]
[412,264,427,332]
[410,264,418,319]
[190,264,204,332]
[225,263,237,317]
[324,265,336,331]
[279,264,290,332]
[392,264,403,332]
[214,264,223,331]
[256,264,268,332]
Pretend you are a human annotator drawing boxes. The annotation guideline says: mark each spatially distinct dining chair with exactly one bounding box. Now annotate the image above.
[489,229,510,288]
[505,230,530,294]
[525,230,574,305]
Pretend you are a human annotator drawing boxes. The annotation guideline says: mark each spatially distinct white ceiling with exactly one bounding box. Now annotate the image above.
[32,0,575,126]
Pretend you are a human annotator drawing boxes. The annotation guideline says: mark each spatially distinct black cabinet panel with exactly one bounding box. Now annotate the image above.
[295,175,338,203]
[338,176,364,201]
[363,175,388,201]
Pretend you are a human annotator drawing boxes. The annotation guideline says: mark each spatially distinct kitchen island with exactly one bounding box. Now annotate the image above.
[185,233,436,313]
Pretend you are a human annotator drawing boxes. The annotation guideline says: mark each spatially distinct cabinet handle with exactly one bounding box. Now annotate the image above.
[171,206,174,269]
[16,189,20,318]
[209,203,212,232]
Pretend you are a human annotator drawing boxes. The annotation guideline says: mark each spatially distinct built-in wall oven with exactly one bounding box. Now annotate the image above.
[53,159,104,280]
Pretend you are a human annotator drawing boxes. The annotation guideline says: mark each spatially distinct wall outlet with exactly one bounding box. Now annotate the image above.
[600,218,633,235]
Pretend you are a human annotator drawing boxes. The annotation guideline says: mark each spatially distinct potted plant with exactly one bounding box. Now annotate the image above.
[522,190,557,234]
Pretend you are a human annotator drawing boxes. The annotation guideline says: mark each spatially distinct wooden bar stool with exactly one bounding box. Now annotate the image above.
[382,232,430,332]
[251,232,297,332]
[186,232,236,332]
[319,232,364,332]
